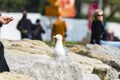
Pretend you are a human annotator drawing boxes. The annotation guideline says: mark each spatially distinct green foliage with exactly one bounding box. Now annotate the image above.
[108,0,120,5]
[0,0,28,11]
[75,13,87,19]
[0,0,44,12]
[77,0,96,3]
[108,17,120,23]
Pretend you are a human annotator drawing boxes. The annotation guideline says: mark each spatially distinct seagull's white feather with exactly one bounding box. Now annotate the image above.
[53,34,66,57]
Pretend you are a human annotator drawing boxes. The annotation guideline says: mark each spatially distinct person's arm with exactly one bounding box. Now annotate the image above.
[39,24,45,33]
[0,16,13,24]
[63,21,67,32]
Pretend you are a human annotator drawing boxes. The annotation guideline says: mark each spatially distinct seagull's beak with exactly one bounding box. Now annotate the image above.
[53,36,57,39]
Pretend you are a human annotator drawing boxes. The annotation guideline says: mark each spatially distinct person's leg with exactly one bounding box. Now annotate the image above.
[0,42,10,72]
[90,35,94,44]
[95,37,101,45]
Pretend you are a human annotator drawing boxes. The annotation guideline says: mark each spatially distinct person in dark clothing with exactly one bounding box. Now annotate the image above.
[90,9,106,45]
[17,11,32,39]
[0,16,13,72]
[0,42,10,72]
[32,19,45,40]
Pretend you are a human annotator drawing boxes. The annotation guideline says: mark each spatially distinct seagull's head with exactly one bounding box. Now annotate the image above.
[53,34,62,40]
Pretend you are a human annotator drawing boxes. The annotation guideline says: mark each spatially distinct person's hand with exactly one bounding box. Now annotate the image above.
[0,16,13,24]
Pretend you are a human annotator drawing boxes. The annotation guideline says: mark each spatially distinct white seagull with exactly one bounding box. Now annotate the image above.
[53,34,66,57]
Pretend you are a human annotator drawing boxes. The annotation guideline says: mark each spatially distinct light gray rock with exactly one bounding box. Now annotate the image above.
[6,52,83,80]
[83,74,100,80]
[2,39,54,57]
[0,72,35,80]
[2,39,120,80]
[87,44,120,71]
[69,52,119,80]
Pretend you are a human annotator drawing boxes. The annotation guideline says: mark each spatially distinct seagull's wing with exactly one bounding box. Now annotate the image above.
[64,47,69,56]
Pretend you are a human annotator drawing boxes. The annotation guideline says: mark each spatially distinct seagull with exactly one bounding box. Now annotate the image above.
[53,34,66,57]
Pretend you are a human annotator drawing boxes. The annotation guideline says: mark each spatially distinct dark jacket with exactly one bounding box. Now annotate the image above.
[32,23,45,40]
[17,16,32,39]
[90,20,106,44]
[0,13,10,72]
[0,42,10,72]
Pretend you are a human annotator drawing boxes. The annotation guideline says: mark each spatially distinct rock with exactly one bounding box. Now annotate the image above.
[0,72,35,80]
[87,44,120,71]
[70,44,120,80]
[83,74,100,80]
[69,45,89,55]
[6,53,83,80]
[69,52,119,80]
[1,39,119,80]
[2,39,53,57]
[92,66,118,80]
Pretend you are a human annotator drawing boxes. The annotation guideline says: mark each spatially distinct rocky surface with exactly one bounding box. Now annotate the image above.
[0,72,35,80]
[6,53,84,80]
[70,44,120,72]
[87,44,120,71]
[0,39,120,80]
[3,39,53,57]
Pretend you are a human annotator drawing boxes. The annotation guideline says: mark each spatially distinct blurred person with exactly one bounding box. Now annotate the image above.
[32,19,45,40]
[109,31,114,41]
[17,11,32,39]
[0,16,13,72]
[90,9,106,45]
[51,15,67,43]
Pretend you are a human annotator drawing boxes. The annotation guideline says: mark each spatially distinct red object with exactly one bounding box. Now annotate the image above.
[88,3,98,29]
